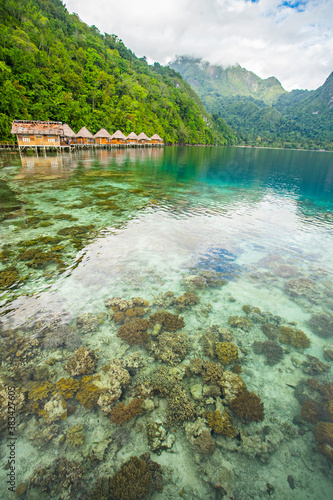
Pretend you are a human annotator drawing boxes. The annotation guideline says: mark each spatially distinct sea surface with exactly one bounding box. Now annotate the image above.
[0,146,332,499]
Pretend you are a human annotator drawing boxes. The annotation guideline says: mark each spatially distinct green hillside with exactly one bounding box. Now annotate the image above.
[170,56,333,150]
[0,0,235,145]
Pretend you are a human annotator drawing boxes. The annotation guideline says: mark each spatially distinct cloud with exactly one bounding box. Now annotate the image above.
[64,0,333,90]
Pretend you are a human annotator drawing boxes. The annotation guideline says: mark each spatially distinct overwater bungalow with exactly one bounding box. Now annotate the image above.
[137,132,151,145]
[76,126,94,145]
[150,133,164,145]
[61,123,76,145]
[11,120,64,148]
[94,128,112,145]
[126,132,138,145]
[111,130,127,145]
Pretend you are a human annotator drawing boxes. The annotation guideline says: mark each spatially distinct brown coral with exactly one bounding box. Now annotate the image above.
[315,422,333,446]
[193,430,216,454]
[230,389,265,424]
[173,292,200,310]
[146,331,189,365]
[110,399,143,425]
[148,311,185,332]
[300,400,322,423]
[279,326,311,349]
[117,318,149,345]
[55,378,79,399]
[65,347,98,376]
[76,376,101,409]
[110,453,162,500]
[206,410,237,437]
[215,342,238,365]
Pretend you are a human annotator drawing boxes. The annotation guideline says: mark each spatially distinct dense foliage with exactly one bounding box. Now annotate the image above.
[0,0,235,145]
[171,57,333,151]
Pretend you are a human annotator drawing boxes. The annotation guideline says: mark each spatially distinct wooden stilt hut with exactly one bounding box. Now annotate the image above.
[136,132,151,145]
[110,130,127,145]
[126,132,138,145]
[76,126,94,145]
[61,123,76,146]
[150,133,164,145]
[11,120,63,148]
[94,128,112,145]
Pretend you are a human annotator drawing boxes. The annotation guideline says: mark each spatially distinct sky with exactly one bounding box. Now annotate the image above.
[64,0,333,91]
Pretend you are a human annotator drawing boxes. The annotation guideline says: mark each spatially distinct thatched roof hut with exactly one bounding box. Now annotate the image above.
[62,123,76,138]
[137,132,150,141]
[94,128,112,139]
[126,132,138,140]
[76,126,94,138]
[111,130,127,140]
[150,133,163,141]
[11,120,64,136]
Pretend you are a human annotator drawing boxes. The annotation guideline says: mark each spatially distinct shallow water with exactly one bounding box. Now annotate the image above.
[0,146,333,499]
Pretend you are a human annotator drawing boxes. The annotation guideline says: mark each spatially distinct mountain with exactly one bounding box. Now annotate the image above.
[170,56,333,150]
[171,56,286,104]
[0,0,235,145]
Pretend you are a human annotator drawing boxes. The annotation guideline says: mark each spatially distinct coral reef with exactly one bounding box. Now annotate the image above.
[17,247,63,269]
[28,382,55,402]
[207,410,237,437]
[65,347,98,376]
[147,420,175,454]
[43,325,81,351]
[202,361,224,387]
[279,326,311,348]
[0,332,40,367]
[76,312,106,334]
[117,318,149,345]
[96,359,131,413]
[146,331,189,365]
[66,424,84,447]
[182,274,207,289]
[105,297,148,324]
[252,341,283,365]
[230,389,265,424]
[218,371,246,405]
[193,429,216,454]
[261,323,279,341]
[41,394,67,423]
[172,291,200,310]
[301,400,322,424]
[110,399,143,425]
[228,316,252,331]
[308,313,333,338]
[55,377,80,399]
[215,342,239,365]
[166,386,195,425]
[148,310,185,332]
[315,422,333,446]
[285,277,318,300]
[110,453,162,499]
[301,355,330,375]
[30,457,84,496]
[76,376,101,409]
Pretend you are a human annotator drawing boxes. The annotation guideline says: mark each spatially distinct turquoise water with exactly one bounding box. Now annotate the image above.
[0,146,332,499]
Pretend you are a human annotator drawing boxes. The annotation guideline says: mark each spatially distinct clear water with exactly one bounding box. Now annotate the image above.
[0,146,333,499]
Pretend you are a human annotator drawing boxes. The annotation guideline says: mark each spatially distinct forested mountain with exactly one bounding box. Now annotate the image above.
[0,0,235,145]
[170,56,333,150]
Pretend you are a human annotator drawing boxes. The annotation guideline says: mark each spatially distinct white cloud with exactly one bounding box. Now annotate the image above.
[64,0,333,90]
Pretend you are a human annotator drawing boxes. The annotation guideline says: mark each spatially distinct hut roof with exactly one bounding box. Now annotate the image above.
[94,128,112,139]
[76,126,94,138]
[11,120,64,136]
[111,130,127,140]
[62,123,76,138]
[150,133,163,141]
[126,132,138,139]
[137,132,151,141]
